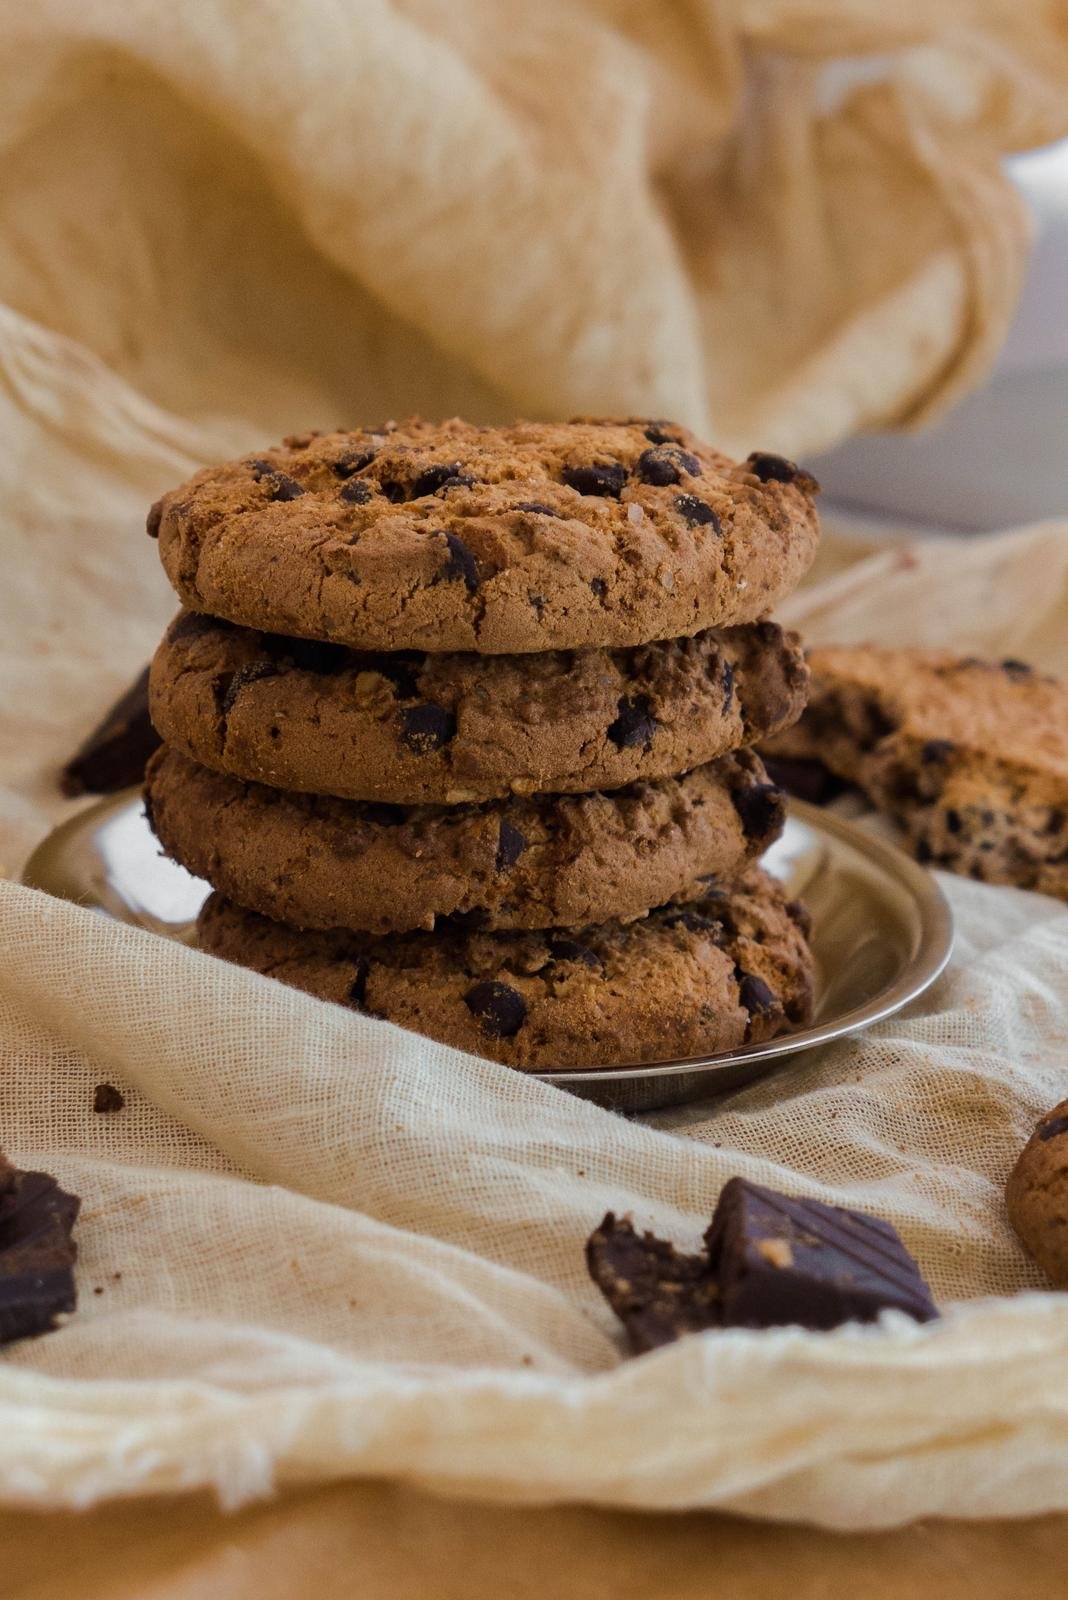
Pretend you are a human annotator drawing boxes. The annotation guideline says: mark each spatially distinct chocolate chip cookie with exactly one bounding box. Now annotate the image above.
[763,648,1068,898]
[150,610,808,804]
[150,419,820,654]
[146,745,785,934]
[196,868,814,1070]
[1006,1099,1068,1286]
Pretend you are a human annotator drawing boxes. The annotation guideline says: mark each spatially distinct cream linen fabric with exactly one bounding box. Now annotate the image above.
[3,0,1068,1534]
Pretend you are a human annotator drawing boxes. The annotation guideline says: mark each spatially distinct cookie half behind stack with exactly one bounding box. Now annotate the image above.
[143,417,821,1069]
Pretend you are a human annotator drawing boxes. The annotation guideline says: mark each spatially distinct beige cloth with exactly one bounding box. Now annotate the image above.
[3,0,1068,1536]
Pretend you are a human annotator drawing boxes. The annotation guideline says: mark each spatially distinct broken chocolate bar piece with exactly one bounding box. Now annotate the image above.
[0,1167,81,1345]
[586,1213,720,1354]
[587,1178,936,1352]
[60,666,160,796]
[706,1177,937,1331]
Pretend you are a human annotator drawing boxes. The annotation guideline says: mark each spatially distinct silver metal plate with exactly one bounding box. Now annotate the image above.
[22,792,953,1113]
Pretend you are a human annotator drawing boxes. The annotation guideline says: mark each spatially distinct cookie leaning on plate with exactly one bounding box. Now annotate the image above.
[149,419,821,653]
[1006,1099,1068,1287]
[197,868,815,1071]
[150,610,808,804]
[146,746,786,934]
[764,648,1068,898]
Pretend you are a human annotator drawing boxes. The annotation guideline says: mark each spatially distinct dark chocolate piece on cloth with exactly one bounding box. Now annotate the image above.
[60,665,161,796]
[761,754,848,806]
[586,1180,937,1352]
[0,1168,81,1345]
[705,1178,938,1332]
[585,1213,720,1354]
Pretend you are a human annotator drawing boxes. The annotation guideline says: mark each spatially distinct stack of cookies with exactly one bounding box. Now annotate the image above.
[143,418,820,1070]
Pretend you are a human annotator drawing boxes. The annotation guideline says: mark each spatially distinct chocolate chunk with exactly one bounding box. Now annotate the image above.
[399,702,457,754]
[706,1177,938,1331]
[586,1214,720,1354]
[514,502,564,518]
[1039,1115,1068,1142]
[945,808,962,835]
[221,659,279,716]
[92,1084,124,1114]
[146,498,164,538]
[673,494,721,530]
[463,980,527,1038]
[737,972,778,1018]
[496,820,527,872]
[347,957,370,1011]
[332,449,376,477]
[411,462,466,498]
[607,693,660,750]
[1001,658,1033,677]
[731,780,786,842]
[339,478,373,504]
[441,531,480,593]
[0,1168,81,1346]
[60,667,161,797]
[635,447,700,485]
[643,424,684,446]
[746,452,821,494]
[590,577,608,597]
[915,838,934,864]
[562,462,627,499]
[548,938,602,969]
[586,1179,937,1353]
[760,755,847,807]
[921,739,955,764]
[251,463,306,502]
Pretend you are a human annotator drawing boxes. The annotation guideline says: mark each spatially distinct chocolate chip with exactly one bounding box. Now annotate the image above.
[945,808,962,835]
[643,424,684,445]
[332,449,376,477]
[746,452,821,493]
[673,494,721,530]
[372,654,422,700]
[463,980,527,1038]
[146,499,163,539]
[1001,658,1033,677]
[921,739,955,764]
[635,447,700,485]
[339,478,373,504]
[737,973,778,1017]
[496,821,527,872]
[92,1084,124,1114]
[607,693,659,750]
[721,659,735,713]
[441,531,480,593]
[348,958,370,1010]
[562,463,627,498]
[590,577,607,597]
[915,839,934,864]
[251,463,306,502]
[1039,1115,1068,1142]
[547,938,602,969]
[221,659,278,715]
[399,702,456,754]
[731,781,785,841]
[411,462,467,498]
[514,501,563,517]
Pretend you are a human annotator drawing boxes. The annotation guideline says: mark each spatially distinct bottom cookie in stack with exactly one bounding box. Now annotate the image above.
[196,870,814,1071]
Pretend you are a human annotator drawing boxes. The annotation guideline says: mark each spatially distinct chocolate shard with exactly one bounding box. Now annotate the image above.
[586,1179,937,1353]
[586,1214,720,1354]
[705,1178,938,1332]
[0,1168,81,1346]
[60,667,161,796]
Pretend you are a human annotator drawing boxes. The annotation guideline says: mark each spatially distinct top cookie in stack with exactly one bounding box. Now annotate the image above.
[144,417,821,1069]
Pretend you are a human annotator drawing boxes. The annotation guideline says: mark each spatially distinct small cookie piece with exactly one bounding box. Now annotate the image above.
[0,1166,81,1345]
[1007,1100,1068,1286]
[197,868,814,1070]
[763,647,1068,897]
[146,745,786,934]
[150,611,809,804]
[586,1179,937,1354]
[61,667,160,796]
[151,418,820,654]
